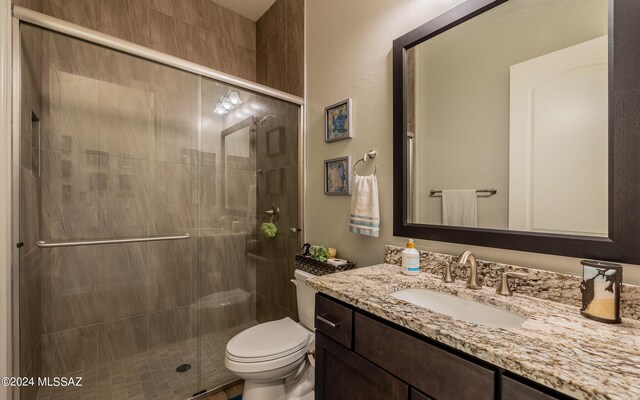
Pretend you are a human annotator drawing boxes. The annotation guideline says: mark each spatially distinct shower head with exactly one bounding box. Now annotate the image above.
[258,114,277,126]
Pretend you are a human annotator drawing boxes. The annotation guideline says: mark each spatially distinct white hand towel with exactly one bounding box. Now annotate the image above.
[442,190,477,227]
[349,175,380,237]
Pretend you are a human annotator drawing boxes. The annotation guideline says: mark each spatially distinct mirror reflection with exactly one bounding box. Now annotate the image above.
[223,117,255,213]
[406,0,609,237]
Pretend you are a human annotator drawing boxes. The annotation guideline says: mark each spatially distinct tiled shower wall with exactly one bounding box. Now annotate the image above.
[18,24,269,391]
[13,0,257,81]
[256,0,304,96]
[15,1,304,394]
[254,99,302,323]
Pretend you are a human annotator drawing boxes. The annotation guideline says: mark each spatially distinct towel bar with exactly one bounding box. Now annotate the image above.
[429,189,497,197]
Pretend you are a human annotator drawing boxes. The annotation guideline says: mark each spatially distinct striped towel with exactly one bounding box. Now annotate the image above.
[349,174,380,237]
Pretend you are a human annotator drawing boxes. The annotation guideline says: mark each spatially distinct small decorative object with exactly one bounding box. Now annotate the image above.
[580,260,622,324]
[261,222,277,238]
[324,156,352,195]
[325,99,353,142]
[261,211,278,238]
[328,247,337,258]
[326,258,348,267]
[309,245,331,262]
[295,243,356,276]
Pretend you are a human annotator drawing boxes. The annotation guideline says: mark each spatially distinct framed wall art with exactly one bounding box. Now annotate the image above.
[325,98,353,142]
[324,156,352,195]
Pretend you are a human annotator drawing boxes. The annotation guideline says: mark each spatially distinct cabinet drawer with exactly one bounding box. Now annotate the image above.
[355,313,495,400]
[315,294,353,348]
[502,376,565,400]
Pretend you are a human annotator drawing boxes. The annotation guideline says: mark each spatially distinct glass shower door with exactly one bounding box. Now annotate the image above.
[20,23,203,399]
[18,21,302,400]
[196,78,302,392]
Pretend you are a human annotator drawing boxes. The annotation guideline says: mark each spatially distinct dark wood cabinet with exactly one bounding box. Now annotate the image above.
[355,313,494,400]
[314,294,576,400]
[502,375,567,400]
[315,294,353,348]
[410,389,433,400]
[315,332,408,400]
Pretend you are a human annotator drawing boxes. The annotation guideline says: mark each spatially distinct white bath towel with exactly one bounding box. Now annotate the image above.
[349,175,380,237]
[442,190,477,227]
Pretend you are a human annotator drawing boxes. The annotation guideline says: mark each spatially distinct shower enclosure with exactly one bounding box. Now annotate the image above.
[13,9,303,400]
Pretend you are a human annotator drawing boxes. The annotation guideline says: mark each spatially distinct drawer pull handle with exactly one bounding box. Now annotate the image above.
[317,314,342,328]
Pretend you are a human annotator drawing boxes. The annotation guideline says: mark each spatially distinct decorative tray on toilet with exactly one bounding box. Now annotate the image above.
[294,255,355,276]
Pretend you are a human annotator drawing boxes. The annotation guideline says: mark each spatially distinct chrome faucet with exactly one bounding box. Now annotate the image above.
[457,251,482,289]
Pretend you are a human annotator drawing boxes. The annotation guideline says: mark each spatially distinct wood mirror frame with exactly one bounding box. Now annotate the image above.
[392,0,640,263]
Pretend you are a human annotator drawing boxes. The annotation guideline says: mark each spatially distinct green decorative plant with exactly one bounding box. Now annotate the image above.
[309,245,330,262]
[261,222,278,238]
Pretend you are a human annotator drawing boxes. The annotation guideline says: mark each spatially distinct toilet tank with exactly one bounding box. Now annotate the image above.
[294,269,317,331]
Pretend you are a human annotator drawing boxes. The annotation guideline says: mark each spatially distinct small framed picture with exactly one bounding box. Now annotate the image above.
[324,156,352,195]
[325,99,353,142]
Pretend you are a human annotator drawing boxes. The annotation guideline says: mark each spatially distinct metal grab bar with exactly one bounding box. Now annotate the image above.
[429,188,497,197]
[36,233,191,248]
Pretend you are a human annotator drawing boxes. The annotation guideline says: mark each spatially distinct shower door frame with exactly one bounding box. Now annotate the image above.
[10,6,305,399]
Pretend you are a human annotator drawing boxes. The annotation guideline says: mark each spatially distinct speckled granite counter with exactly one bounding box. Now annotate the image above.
[308,263,640,400]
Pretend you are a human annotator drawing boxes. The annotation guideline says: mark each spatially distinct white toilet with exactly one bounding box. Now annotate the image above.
[225,269,317,400]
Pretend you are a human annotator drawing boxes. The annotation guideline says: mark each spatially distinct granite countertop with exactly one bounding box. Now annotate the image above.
[308,263,640,400]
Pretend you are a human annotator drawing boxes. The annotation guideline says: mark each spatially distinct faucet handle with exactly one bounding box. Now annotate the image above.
[496,271,528,296]
[442,262,454,283]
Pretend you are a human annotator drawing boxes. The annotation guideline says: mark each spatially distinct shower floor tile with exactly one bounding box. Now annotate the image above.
[35,321,257,400]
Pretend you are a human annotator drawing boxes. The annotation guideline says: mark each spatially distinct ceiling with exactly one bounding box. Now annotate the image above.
[212,0,277,21]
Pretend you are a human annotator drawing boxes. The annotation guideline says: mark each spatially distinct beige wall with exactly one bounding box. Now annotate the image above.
[305,0,640,284]
[412,0,607,228]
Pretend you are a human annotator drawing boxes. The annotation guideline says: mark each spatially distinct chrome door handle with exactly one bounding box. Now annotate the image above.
[290,227,302,232]
[316,314,341,328]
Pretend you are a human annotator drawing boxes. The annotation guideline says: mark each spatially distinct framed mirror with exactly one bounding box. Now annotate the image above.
[393,0,640,263]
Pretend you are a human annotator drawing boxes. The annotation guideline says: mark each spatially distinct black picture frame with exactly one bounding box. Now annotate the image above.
[393,0,640,264]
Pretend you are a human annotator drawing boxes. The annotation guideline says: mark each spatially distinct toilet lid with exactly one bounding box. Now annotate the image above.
[226,317,311,362]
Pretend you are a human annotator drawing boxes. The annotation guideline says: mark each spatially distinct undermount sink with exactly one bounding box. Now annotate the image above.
[390,288,526,329]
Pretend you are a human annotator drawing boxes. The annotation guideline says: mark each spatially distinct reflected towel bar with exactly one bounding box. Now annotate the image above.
[36,233,191,248]
[429,189,497,197]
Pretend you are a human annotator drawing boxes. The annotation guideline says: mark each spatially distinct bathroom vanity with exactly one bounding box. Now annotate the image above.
[309,250,640,400]
[314,294,564,400]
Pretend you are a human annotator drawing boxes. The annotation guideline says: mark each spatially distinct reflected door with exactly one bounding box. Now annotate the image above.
[509,36,608,236]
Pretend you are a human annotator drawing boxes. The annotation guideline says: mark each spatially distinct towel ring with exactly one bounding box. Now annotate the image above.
[353,150,378,176]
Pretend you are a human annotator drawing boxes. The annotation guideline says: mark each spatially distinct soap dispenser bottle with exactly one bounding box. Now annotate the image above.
[402,239,420,276]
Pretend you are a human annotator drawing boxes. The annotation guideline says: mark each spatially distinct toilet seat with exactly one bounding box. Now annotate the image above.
[226,317,311,363]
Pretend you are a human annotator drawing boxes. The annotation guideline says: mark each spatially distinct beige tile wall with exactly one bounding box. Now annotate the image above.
[253,0,305,321]
[14,0,257,81]
[256,0,304,96]
[30,27,258,378]
[15,0,305,389]
[253,99,301,323]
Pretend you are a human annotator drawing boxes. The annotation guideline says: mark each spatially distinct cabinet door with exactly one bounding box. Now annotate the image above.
[411,389,433,400]
[315,332,408,400]
[354,313,495,400]
[502,376,569,400]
